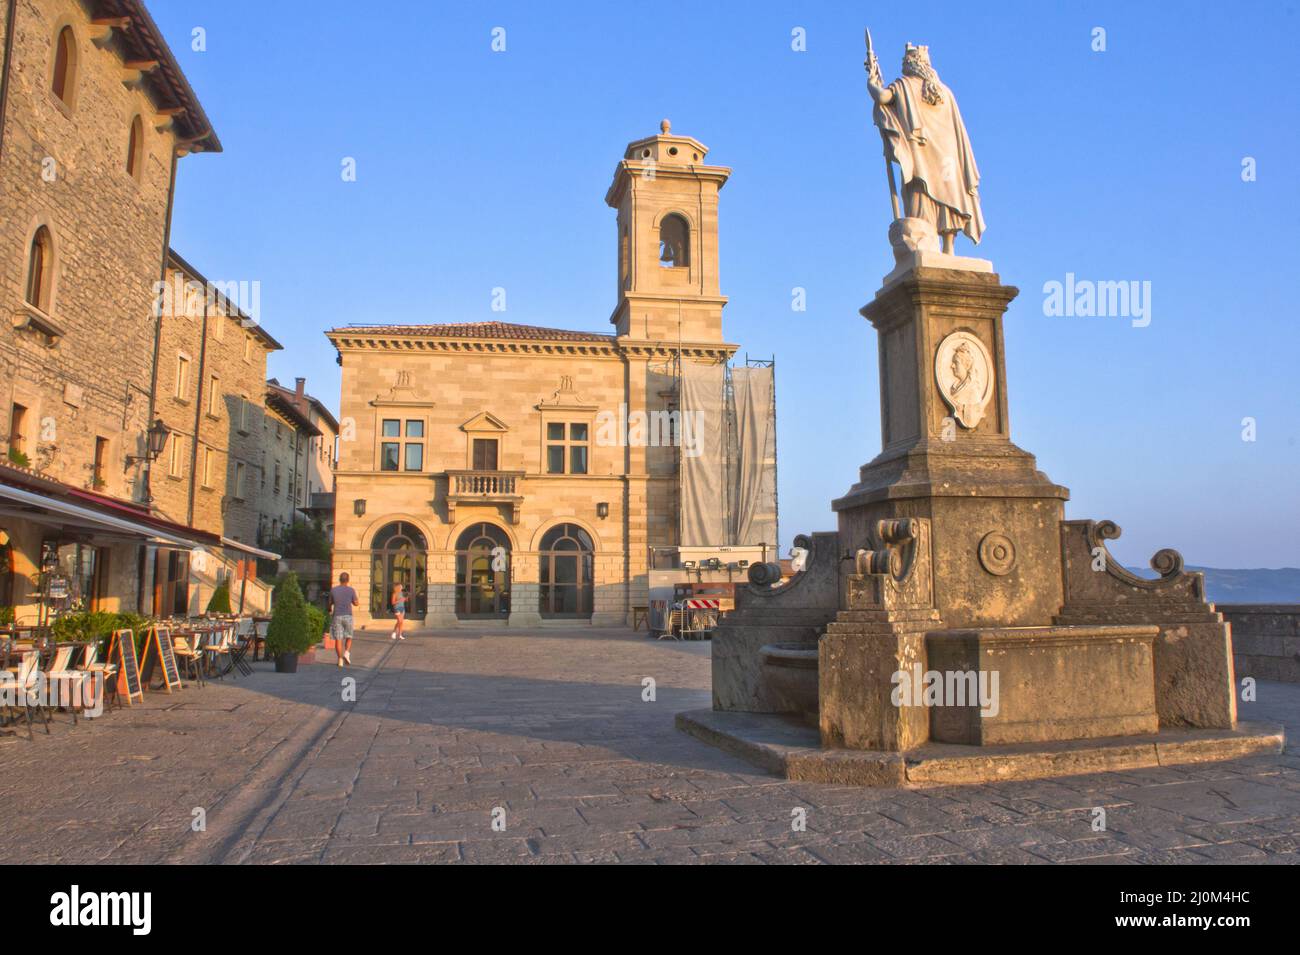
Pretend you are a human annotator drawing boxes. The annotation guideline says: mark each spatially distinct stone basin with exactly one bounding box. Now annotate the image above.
[759,642,820,725]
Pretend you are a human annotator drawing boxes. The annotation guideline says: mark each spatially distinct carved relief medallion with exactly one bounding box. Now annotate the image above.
[978,531,1016,576]
[935,331,994,429]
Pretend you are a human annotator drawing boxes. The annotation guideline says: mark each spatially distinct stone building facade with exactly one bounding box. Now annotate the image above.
[261,380,321,547]
[153,251,282,543]
[0,0,220,617]
[327,123,743,628]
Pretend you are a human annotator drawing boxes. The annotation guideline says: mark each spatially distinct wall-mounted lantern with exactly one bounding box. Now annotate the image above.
[596,501,609,520]
[126,418,171,467]
[353,499,366,517]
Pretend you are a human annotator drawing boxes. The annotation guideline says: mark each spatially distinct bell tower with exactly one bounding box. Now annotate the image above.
[605,120,730,342]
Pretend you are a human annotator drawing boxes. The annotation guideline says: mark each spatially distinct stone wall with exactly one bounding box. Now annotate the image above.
[1220,604,1300,684]
[1,0,184,501]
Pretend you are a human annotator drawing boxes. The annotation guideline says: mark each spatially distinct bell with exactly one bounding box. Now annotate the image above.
[659,242,677,263]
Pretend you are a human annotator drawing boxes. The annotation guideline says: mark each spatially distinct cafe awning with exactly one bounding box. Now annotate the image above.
[220,536,281,561]
[0,483,209,550]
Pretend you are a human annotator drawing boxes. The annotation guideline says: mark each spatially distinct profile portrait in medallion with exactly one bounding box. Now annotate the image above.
[934,331,993,429]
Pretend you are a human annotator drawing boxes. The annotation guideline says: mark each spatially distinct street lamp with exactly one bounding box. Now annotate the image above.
[126,418,171,467]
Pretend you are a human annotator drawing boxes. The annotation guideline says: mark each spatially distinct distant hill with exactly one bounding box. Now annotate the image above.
[1125,566,1300,605]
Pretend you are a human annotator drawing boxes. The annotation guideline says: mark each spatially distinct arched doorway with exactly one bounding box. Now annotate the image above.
[538,523,594,618]
[370,522,427,619]
[455,522,510,618]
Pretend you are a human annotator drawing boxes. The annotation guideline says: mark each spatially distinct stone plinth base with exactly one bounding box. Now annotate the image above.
[925,624,1159,745]
[676,709,1284,788]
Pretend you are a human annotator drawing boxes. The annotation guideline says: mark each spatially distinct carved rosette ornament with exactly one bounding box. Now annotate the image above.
[978,531,1016,576]
[935,331,994,429]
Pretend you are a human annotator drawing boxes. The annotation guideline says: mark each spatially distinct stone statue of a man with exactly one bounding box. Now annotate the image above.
[867,41,985,254]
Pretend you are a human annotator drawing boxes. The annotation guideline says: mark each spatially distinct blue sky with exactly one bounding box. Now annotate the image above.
[155,0,1299,569]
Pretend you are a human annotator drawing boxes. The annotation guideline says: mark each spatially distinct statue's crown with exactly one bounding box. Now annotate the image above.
[904,42,931,63]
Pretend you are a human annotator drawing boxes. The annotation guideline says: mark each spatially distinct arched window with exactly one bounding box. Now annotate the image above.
[658,214,689,268]
[369,521,427,618]
[455,522,510,618]
[126,116,144,180]
[51,26,76,106]
[538,523,594,618]
[25,227,52,312]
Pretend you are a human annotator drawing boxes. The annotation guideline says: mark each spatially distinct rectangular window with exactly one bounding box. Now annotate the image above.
[381,419,400,438]
[168,434,184,478]
[404,443,423,471]
[213,313,225,341]
[174,354,191,399]
[380,442,400,471]
[243,336,252,361]
[93,437,108,489]
[545,420,590,474]
[207,375,221,417]
[202,447,214,488]
[405,420,424,438]
[9,403,28,457]
[234,461,246,499]
[472,438,498,471]
[274,460,282,494]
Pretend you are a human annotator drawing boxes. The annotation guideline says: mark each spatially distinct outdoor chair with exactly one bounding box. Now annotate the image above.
[172,630,205,687]
[227,619,254,677]
[0,651,50,739]
[77,642,115,714]
[202,625,233,680]
[45,644,89,725]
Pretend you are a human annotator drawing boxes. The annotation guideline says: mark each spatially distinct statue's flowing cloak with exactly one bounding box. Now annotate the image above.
[874,74,985,243]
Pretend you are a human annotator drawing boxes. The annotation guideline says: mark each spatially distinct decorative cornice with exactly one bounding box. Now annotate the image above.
[328,332,736,362]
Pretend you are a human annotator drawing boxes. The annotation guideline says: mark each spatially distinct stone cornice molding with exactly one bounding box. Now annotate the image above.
[328,331,737,363]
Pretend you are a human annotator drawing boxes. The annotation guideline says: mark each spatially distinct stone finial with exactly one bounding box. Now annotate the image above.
[660,118,671,135]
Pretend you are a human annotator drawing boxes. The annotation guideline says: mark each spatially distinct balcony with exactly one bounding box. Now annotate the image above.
[443,469,525,524]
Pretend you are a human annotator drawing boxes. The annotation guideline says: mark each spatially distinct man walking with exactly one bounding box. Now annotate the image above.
[329,572,359,667]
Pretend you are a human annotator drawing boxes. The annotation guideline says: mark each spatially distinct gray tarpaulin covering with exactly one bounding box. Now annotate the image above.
[679,362,777,548]
[730,365,777,546]
[679,361,726,546]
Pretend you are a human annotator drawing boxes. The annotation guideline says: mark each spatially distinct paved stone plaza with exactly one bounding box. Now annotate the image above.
[2,628,1298,865]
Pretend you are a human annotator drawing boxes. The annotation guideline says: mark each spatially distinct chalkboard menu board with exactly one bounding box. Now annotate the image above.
[109,629,143,706]
[142,626,183,692]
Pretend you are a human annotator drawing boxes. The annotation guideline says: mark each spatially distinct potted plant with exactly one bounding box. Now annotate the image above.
[206,579,232,615]
[301,604,326,665]
[264,572,314,672]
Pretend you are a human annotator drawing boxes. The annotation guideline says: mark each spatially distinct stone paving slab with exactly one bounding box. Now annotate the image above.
[0,626,1298,864]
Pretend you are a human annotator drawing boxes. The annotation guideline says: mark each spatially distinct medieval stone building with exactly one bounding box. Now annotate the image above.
[0,0,220,617]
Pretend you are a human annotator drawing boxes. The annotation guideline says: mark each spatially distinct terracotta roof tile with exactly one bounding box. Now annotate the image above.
[330,321,615,344]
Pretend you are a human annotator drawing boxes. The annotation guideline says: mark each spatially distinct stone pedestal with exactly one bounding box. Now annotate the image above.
[925,625,1159,744]
[833,266,1069,630]
[712,532,840,713]
[820,607,940,750]
[683,257,1272,784]
[1056,520,1238,728]
[818,518,941,751]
